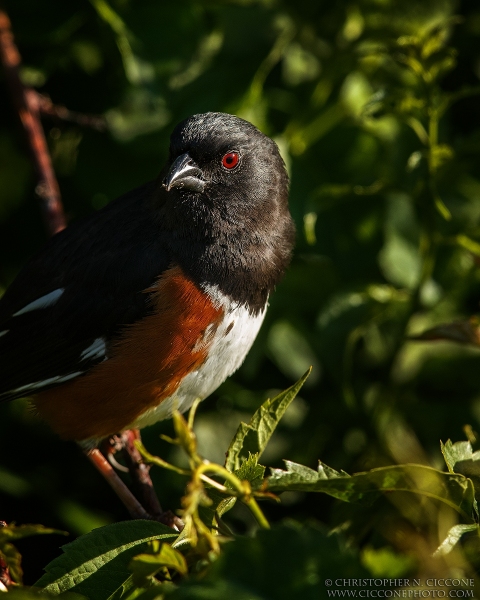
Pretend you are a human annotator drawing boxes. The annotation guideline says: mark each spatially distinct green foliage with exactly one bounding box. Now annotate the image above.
[3,0,480,594]
[268,461,475,520]
[36,521,176,598]
[7,380,474,597]
[224,368,311,471]
[165,523,371,600]
[0,523,66,585]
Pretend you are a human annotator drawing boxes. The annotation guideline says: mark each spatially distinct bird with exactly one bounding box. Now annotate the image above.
[0,112,295,448]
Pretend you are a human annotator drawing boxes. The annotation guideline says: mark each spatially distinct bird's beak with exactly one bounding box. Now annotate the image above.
[163,153,205,193]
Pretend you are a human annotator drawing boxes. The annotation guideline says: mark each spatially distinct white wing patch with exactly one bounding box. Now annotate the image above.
[13,288,64,317]
[0,330,8,338]
[80,337,106,362]
[10,371,83,396]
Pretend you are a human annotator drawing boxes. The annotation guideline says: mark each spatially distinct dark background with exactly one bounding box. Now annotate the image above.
[1,0,480,583]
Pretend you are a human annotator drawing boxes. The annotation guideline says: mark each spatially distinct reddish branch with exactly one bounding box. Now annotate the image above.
[0,8,172,527]
[0,9,66,235]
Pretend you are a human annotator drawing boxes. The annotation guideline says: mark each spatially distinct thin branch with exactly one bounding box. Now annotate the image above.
[37,93,106,131]
[0,10,173,529]
[0,8,66,235]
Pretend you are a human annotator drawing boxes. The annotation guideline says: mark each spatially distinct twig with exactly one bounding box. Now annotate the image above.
[37,93,106,131]
[0,8,66,235]
[0,9,172,529]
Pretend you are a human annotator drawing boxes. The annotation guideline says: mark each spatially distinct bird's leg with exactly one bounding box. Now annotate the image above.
[85,448,150,520]
[106,429,183,530]
[119,429,183,530]
[118,429,164,518]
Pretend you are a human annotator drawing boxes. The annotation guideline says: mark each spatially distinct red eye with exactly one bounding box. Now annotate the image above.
[222,151,239,170]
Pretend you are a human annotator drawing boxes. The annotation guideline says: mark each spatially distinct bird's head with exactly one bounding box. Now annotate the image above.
[160,112,290,231]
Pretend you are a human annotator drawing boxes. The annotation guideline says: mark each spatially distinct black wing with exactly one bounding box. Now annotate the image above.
[0,180,171,401]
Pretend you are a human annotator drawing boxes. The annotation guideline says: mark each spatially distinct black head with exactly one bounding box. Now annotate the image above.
[158,112,295,311]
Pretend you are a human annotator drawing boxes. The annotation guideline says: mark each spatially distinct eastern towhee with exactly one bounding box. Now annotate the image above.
[0,112,295,447]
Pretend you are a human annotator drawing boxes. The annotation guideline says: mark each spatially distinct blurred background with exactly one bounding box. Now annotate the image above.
[1,0,480,583]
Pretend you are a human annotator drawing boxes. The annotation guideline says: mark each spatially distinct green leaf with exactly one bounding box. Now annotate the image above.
[0,523,67,584]
[129,543,187,584]
[165,522,370,599]
[6,590,85,600]
[36,520,177,600]
[209,454,267,521]
[441,440,480,505]
[232,453,265,491]
[0,523,67,546]
[267,461,476,520]
[225,369,311,472]
[361,546,415,578]
[173,411,198,459]
[440,440,480,473]
[433,523,479,557]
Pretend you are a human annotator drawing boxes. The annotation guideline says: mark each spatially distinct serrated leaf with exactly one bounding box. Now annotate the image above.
[441,441,480,502]
[206,454,267,521]
[442,440,473,473]
[232,453,265,491]
[36,520,177,600]
[266,461,475,520]
[225,369,311,472]
[129,543,187,584]
[433,523,479,557]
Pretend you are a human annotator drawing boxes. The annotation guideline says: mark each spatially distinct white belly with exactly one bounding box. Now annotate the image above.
[131,287,266,430]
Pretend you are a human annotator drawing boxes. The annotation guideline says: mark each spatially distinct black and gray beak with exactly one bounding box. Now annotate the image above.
[163,153,205,193]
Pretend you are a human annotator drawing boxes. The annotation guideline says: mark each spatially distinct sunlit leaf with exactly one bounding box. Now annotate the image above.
[225,369,311,472]
[441,440,480,473]
[267,461,476,520]
[36,521,177,599]
[433,523,479,557]
[129,542,187,585]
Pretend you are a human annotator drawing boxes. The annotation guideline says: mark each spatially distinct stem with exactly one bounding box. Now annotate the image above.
[244,497,271,529]
[135,441,191,476]
[0,9,66,236]
[195,463,270,529]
